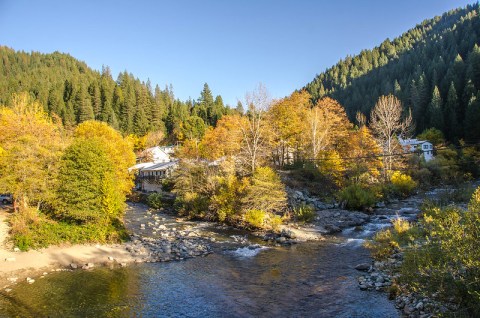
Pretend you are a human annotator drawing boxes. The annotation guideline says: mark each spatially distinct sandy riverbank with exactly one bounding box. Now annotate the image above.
[0,207,135,289]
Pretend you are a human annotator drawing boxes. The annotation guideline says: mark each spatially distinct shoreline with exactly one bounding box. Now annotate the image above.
[0,202,326,292]
[0,242,137,290]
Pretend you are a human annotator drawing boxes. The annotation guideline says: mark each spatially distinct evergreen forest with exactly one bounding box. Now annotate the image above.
[304,3,480,143]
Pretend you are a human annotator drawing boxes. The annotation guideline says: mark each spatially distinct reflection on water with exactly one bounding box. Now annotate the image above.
[0,239,398,318]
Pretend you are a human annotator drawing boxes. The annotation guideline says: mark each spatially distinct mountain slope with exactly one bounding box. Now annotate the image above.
[304,3,480,142]
[0,47,228,138]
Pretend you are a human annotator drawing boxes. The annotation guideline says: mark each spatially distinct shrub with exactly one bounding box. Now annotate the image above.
[210,174,247,222]
[365,218,419,260]
[390,171,417,197]
[244,209,266,229]
[244,209,283,231]
[241,167,287,214]
[146,193,163,209]
[374,188,480,315]
[269,214,283,232]
[294,204,316,223]
[399,201,480,315]
[337,184,376,210]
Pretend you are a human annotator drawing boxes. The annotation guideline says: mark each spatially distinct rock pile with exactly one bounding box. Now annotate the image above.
[287,188,336,210]
[125,234,211,262]
[356,254,461,317]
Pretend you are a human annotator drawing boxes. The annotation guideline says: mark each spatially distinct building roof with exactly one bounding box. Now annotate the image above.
[398,137,432,146]
[128,162,155,172]
[140,160,178,172]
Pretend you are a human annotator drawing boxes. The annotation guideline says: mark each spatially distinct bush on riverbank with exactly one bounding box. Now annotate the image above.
[146,193,163,209]
[337,184,377,210]
[173,160,287,231]
[365,218,419,259]
[293,204,316,223]
[390,171,417,197]
[367,186,480,316]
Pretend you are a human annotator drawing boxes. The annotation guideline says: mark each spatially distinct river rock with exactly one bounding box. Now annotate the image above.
[404,305,414,315]
[70,263,78,269]
[355,263,371,271]
[324,224,341,233]
[281,229,296,239]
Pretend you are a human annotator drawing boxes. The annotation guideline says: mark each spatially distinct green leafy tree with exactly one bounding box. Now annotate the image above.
[55,138,118,223]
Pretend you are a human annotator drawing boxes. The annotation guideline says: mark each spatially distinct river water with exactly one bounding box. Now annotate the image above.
[0,204,414,318]
[0,237,400,317]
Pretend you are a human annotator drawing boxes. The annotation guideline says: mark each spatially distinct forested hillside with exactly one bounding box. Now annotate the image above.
[0,46,232,140]
[304,3,480,142]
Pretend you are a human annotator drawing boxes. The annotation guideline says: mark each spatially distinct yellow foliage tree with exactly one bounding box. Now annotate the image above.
[345,126,383,184]
[200,114,246,160]
[317,150,345,187]
[0,93,66,209]
[73,121,136,197]
[267,90,310,166]
[306,97,351,159]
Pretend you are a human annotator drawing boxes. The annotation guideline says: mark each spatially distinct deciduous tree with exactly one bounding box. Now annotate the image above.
[370,94,413,179]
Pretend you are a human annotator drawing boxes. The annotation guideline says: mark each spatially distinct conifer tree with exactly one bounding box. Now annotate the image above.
[464,93,480,143]
[428,86,444,131]
[75,83,94,123]
[444,82,459,140]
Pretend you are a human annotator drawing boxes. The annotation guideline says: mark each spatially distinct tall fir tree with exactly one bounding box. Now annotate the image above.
[464,93,480,142]
[74,83,94,123]
[444,82,459,140]
[428,86,444,131]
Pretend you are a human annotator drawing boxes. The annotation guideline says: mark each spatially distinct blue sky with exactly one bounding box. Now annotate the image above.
[0,0,474,106]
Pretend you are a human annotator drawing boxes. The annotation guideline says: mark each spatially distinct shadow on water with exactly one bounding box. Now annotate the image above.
[0,237,399,318]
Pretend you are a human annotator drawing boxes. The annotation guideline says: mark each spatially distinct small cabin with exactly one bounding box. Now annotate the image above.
[398,137,434,161]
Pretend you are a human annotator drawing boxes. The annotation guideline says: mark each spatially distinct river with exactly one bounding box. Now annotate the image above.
[0,202,418,318]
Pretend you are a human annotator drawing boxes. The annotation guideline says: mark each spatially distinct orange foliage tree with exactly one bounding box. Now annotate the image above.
[267,91,310,166]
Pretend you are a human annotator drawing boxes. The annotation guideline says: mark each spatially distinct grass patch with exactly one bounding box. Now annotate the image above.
[9,207,129,251]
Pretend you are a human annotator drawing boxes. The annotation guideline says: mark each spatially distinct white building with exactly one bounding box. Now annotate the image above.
[398,137,434,161]
[139,146,172,164]
[129,146,178,192]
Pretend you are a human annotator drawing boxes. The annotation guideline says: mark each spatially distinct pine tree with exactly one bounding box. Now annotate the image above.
[99,69,114,123]
[428,86,444,131]
[468,44,480,89]
[88,82,102,119]
[236,101,244,114]
[74,83,94,123]
[444,82,459,140]
[464,93,480,143]
[411,75,428,133]
[196,83,215,125]
[133,104,148,136]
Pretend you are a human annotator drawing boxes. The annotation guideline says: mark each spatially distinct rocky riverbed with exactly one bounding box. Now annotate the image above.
[122,203,213,262]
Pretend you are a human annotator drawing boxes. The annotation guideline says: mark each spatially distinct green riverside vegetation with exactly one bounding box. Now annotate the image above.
[366,188,480,316]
